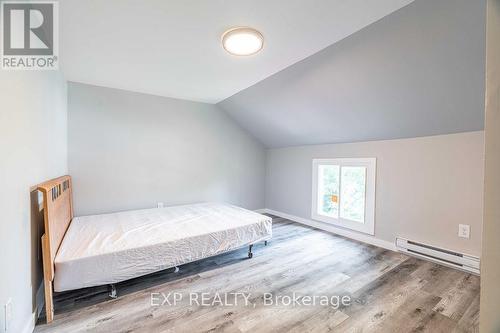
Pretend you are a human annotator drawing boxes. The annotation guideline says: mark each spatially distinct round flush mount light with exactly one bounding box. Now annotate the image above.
[221,27,264,56]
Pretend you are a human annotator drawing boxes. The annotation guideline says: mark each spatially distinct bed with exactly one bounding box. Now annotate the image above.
[37,176,272,323]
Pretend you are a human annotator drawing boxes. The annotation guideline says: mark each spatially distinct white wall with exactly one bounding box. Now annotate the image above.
[480,0,500,331]
[266,132,484,256]
[0,71,67,333]
[68,83,266,216]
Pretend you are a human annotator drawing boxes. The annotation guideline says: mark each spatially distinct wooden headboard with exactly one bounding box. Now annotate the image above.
[37,175,73,323]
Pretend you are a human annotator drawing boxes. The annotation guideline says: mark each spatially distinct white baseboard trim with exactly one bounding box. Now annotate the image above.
[263,208,397,252]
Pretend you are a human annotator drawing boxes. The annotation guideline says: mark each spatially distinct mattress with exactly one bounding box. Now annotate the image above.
[53,202,272,292]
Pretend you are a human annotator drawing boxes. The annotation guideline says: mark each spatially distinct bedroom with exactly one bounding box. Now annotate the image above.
[0,0,499,332]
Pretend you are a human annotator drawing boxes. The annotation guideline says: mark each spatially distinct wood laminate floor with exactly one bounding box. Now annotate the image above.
[35,216,480,333]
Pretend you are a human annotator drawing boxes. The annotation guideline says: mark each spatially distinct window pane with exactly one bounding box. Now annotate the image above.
[340,166,366,223]
[318,165,340,218]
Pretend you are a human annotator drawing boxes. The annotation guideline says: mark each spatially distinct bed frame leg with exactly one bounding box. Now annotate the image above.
[248,244,253,258]
[43,276,54,323]
[109,284,117,299]
[264,240,268,246]
[41,234,54,323]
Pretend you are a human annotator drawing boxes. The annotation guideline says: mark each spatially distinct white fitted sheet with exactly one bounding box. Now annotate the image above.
[54,202,272,292]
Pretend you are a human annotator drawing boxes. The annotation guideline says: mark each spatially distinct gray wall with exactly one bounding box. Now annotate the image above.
[480,0,500,331]
[219,0,486,148]
[0,71,67,333]
[266,132,484,256]
[68,83,266,216]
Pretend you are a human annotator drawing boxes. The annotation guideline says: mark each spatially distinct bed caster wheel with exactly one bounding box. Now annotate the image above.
[109,284,117,299]
[264,241,268,246]
[248,252,253,259]
[248,244,253,258]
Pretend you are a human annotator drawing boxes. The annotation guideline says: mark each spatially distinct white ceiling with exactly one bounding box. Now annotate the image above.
[218,0,486,148]
[60,0,414,103]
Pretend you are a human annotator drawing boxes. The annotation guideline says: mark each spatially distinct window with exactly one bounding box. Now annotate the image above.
[312,158,376,235]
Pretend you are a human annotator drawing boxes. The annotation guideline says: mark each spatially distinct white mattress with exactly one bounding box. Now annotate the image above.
[54,202,272,292]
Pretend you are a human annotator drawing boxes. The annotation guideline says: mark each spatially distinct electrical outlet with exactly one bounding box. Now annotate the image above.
[4,298,12,331]
[157,202,164,208]
[458,224,470,239]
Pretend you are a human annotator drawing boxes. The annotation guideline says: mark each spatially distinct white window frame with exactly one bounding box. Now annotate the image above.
[311,158,376,235]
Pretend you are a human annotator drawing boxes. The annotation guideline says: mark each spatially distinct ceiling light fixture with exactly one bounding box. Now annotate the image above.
[221,27,264,56]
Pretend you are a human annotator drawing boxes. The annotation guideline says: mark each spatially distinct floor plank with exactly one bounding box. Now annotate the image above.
[35,216,480,333]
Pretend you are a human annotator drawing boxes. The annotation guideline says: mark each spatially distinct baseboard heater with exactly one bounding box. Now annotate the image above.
[396,237,480,275]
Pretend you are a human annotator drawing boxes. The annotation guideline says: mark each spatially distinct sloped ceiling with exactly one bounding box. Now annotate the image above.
[60,0,414,103]
[218,0,486,148]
